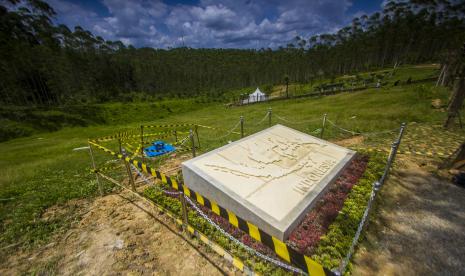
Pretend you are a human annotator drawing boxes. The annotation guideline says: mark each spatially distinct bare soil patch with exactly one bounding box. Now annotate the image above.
[0,188,235,275]
[270,85,285,97]
[333,135,364,147]
[159,152,191,174]
[352,159,465,275]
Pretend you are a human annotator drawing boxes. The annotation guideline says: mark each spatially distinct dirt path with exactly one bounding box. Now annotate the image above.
[0,189,235,275]
[352,160,465,275]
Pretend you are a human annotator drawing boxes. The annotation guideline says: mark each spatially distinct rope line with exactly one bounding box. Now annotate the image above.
[196,124,241,135]
[174,135,190,146]
[253,113,269,126]
[214,120,241,140]
[96,172,255,275]
[326,119,399,136]
[274,114,321,125]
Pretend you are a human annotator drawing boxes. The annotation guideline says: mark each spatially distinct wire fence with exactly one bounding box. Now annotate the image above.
[254,114,269,126]
[274,113,322,125]
[184,195,305,274]
[326,119,399,137]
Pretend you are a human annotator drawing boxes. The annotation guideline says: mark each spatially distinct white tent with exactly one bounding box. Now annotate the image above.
[245,87,267,104]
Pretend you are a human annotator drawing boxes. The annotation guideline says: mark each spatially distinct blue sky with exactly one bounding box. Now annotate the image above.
[45,0,384,48]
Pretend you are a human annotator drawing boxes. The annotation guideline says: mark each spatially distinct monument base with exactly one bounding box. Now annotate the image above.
[182,124,356,240]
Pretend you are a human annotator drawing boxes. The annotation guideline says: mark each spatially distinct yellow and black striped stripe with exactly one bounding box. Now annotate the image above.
[196,124,242,135]
[89,140,333,275]
[97,172,254,275]
[91,130,138,142]
[143,123,194,128]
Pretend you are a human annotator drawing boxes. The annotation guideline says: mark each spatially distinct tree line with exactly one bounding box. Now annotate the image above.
[1,0,464,106]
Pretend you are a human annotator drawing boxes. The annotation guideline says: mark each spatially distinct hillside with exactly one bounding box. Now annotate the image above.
[2,0,464,106]
[0,64,440,142]
[1,64,464,274]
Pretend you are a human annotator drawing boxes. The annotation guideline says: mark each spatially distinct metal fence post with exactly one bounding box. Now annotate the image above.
[174,130,178,143]
[380,122,406,184]
[190,129,196,157]
[338,122,407,275]
[194,125,201,148]
[268,107,272,127]
[240,116,244,138]
[119,138,136,191]
[88,142,103,196]
[321,113,327,138]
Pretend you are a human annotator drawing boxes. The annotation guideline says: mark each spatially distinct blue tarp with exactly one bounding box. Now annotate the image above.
[144,141,176,157]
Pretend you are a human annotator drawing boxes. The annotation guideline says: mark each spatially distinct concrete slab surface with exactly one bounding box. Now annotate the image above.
[182,124,355,240]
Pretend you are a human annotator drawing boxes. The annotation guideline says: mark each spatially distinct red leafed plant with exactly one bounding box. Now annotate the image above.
[288,155,368,255]
[192,154,368,258]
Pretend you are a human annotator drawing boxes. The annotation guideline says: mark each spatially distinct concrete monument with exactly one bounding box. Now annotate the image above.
[182,124,356,240]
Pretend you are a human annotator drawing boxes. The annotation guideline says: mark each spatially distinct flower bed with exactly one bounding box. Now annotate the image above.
[288,155,369,255]
[312,150,386,271]
[143,150,386,274]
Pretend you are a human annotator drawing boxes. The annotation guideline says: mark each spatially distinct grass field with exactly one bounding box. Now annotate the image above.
[0,65,462,264]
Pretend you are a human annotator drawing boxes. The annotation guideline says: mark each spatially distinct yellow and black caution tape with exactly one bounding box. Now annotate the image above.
[89,140,333,276]
[96,172,254,275]
[143,123,194,129]
[91,130,138,142]
[141,131,188,138]
[131,144,142,158]
[196,124,242,135]
[92,130,180,143]
[90,161,121,174]
[124,142,136,153]
[184,225,255,274]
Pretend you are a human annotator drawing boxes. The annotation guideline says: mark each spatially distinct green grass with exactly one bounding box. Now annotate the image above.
[0,65,461,267]
[267,64,441,98]
[0,98,211,142]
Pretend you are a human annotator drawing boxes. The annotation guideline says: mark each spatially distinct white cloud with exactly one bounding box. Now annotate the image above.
[46,0,357,48]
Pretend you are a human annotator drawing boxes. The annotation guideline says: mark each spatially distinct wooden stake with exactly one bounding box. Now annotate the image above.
[88,142,103,196]
[119,138,136,191]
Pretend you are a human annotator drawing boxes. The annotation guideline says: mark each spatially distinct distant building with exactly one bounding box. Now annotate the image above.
[243,87,267,104]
